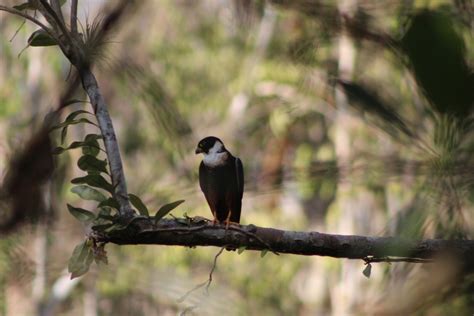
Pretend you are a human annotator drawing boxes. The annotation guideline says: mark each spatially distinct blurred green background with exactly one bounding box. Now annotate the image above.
[0,0,473,315]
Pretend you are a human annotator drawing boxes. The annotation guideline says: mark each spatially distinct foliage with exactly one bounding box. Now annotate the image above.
[50,107,186,279]
[0,0,473,315]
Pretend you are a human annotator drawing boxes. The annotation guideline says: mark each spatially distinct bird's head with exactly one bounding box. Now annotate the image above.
[195,136,229,167]
[195,136,225,155]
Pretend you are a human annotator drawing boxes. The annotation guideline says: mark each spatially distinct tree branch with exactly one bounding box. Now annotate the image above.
[70,0,78,35]
[95,218,474,265]
[50,0,66,26]
[79,68,133,217]
[0,5,56,39]
[36,0,73,50]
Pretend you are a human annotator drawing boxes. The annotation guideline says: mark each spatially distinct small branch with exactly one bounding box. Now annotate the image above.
[36,0,72,44]
[205,247,224,292]
[363,256,433,264]
[70,0,78,35]
[177,247,225,303]
[79,68,133,217]
[50,0,66,26]
[32,0,61,32]
[0,5,56,39]
[95,218,474,264]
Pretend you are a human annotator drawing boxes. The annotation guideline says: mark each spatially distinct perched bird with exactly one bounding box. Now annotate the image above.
[195,136,244,226]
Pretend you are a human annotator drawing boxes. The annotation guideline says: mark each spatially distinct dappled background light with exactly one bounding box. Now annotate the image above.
[0,0,473,315]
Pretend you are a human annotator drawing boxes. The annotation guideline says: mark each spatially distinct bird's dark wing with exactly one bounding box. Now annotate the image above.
[235,157,244,199]
[229,157,244,223]
[198,161,208,194]
[199,162,215,213]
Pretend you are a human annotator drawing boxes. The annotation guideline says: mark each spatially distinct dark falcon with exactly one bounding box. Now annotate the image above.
[195,136,244,226]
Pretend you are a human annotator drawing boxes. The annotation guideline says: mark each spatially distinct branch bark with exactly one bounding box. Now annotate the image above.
[95,218,474,265]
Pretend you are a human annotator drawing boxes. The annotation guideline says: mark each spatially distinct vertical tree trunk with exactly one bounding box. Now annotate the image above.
[331,0,363,314]
[26,45,50,316]
[32,222,48,313]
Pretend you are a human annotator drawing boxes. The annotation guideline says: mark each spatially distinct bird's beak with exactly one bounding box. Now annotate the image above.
[195,147,203,154]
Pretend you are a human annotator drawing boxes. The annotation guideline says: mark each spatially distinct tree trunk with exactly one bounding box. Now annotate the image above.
[331,1,365,314]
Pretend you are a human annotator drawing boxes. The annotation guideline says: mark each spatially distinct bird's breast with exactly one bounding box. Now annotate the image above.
[202,152,229,167]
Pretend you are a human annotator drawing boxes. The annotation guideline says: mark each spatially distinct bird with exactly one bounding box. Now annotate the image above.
[195,136,244,227]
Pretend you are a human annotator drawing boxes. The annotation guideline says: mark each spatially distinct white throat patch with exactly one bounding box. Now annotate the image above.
[203,141,228,167]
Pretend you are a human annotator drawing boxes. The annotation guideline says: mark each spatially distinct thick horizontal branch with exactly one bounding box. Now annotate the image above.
[95,218,474,264]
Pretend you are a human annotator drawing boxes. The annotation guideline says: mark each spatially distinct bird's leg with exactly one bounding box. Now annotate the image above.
[225,211,232,229]
[224,212,242,228]
[211,211,218,225]
[224,213,240,229]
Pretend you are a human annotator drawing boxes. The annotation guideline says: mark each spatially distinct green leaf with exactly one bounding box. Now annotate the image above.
[84,134,103,142]
[238,246,246,254]
[338,80,414,139]
[52,117,98,130]
[62,99,89,107]
[154,200,185,223]
[52,146,66,155]
[71,175,114,193]
[66,140,87,149]
[98,207,111,216]
[96,214,115,222]
[67,204,96,222]
[128,194,149,216]
[68,241,93,279]
[363,263,372,278]
[260,249,268,258]
[91,223,114,232]
[95,207,115,221]
[92,243,108,265]
[401,11,473,118]
[53,134,103,155]
[92,208,115,227]
[52,142,86,155]
[77,155,108,174]
[82,134,103,157]
[82,140,100,156]
[28,29,57,47]
[60,110,94,143]
[13,2,37,11]
[60,126,68,145]
[53,118,99,144]
[98,197,120,210]
[65,109,92,119]
[71,185,106,202]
